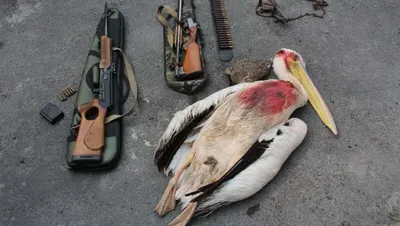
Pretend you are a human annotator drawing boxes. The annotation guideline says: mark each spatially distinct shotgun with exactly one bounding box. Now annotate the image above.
[174,0,203,80]
[72,2,113,162]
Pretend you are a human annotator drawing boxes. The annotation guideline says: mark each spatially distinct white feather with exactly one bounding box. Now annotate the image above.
[155,83,254,151]
[155,82,261,175]
[167,132,199,175]
[195,118,307,212]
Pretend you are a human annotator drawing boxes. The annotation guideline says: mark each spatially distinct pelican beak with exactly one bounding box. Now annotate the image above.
[287,57,338,135]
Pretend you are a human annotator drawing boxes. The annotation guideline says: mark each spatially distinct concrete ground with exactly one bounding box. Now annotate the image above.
[1,0,400,225]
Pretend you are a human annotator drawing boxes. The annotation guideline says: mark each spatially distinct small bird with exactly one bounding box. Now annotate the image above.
[153,48,337,226]
[224,59,272,85]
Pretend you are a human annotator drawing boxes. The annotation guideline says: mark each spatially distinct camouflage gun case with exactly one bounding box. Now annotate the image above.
[160,0,208,94]
[66,7,126,170]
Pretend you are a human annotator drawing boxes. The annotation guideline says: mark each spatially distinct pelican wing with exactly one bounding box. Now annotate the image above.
[154,83,254,174]
[184,118,307,215]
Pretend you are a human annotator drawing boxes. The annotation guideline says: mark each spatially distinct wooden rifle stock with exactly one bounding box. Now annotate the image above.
[183,25,202,78]
[71,99,106,162]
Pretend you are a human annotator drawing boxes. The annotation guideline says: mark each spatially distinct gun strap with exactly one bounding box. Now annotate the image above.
[104,47,139,124]
[157,5,178,49]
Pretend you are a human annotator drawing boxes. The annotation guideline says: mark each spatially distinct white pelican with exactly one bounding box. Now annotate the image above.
[153,48,338,226]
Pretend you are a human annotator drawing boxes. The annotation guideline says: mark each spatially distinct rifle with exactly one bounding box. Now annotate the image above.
[174,0,203,80]
[72,2,113,162]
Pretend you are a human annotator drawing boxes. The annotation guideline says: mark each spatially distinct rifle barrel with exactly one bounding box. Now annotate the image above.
[104,2,108,36]
[175,0,183,76]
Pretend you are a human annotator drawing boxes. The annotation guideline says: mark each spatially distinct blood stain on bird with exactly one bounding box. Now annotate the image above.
[239,80,297,114]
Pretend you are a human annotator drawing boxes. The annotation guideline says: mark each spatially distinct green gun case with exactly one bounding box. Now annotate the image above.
[66,7,126,170]
[160,0,208,94]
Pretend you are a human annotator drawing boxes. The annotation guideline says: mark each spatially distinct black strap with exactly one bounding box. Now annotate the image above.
[88,50,101,58]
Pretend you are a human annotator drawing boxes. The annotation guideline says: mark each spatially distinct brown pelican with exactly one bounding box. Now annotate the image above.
[153,48,337,226]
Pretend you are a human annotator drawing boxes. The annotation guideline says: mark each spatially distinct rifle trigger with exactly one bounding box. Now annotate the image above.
[71,124,80,137]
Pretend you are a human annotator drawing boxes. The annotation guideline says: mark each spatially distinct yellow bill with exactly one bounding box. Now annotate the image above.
[287,58,338,135]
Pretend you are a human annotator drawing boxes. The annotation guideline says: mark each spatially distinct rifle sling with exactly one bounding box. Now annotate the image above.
[156,5,178,50]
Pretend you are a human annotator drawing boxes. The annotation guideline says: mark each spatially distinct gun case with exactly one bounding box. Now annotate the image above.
[158,0,208,94]
[66,7,130,170]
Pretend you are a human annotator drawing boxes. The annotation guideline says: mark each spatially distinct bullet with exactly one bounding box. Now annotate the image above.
[216,28,231,31]
[217,37,232,41]
[217,34,232,38]
[218,37,232,41]
[214,20,229,23]
[59,93,66,101]
[214,16,227,18]
[67,87,74,94]
[217,33,229,37]
[216,26,230,29]
[218,37,233,40]
[212,9,226,13]
[215,22,228,24]
[217,33,232,37]
[219,41,233,44]
[213,14,227,17]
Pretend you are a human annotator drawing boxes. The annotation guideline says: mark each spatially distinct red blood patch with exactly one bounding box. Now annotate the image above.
[239,81,297,114]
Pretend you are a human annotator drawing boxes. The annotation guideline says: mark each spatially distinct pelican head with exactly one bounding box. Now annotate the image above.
[273,48,338,135]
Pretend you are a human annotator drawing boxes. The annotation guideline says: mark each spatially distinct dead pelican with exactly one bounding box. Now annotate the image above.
[153,48,337,226]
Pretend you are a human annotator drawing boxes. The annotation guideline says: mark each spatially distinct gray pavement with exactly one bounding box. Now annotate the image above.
[1,0,400,225]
